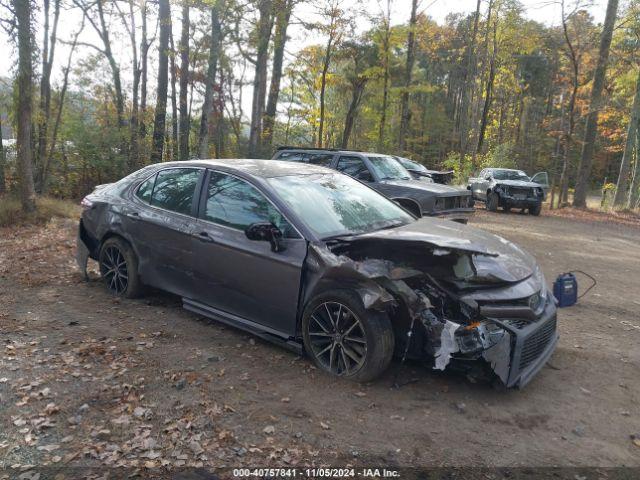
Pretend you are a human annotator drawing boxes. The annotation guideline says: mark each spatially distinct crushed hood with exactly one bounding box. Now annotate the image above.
[337,217,536,284]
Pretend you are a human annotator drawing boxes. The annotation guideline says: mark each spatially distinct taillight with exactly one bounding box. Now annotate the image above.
[80,197,94,210]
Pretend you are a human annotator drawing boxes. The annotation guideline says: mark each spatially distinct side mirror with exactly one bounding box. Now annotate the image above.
[245,222,285,252]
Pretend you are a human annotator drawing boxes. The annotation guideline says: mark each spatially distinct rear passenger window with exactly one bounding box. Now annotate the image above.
[150,168,200,215]
[136,175,155,203]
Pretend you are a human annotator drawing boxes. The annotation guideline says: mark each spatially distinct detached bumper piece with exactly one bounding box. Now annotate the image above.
[481,300,558,388]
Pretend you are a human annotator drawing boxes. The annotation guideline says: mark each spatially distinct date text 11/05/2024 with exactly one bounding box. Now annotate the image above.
[233,468,400,477]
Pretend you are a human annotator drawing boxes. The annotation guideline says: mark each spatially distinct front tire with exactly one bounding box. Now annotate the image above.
[529,204,542,216]
[302,290,394,382]
[487,192,499,212]
[99,237,142,298]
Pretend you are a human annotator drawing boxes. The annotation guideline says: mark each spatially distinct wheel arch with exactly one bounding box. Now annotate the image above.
[392,197,422,218]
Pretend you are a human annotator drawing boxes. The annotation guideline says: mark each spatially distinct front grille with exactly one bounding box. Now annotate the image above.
[519,318,557,370]
[435,196,466,211]
[509,187,533,197]
[504,318,530,329]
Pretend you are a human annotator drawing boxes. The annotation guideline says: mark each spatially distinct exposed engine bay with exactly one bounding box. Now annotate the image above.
[304,226,558,388]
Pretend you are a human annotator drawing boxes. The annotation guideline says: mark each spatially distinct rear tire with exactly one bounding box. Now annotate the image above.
[503,205,511,213]
[302,289,394,382]
[529,204,542,216]
[99,237,143,298]
[487,192,499,212]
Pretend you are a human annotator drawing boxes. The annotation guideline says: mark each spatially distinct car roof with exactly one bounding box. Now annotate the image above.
[278,148,392,157]
[155,158,335,178]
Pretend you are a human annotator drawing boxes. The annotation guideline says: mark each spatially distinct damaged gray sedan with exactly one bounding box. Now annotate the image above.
[78,160,558,387]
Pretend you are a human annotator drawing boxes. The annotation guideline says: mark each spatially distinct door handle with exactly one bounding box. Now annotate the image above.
[125,212,140,220]
[196,231,216,243]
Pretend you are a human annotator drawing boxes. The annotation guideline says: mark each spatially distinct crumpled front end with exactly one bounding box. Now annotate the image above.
[313,224,558,388]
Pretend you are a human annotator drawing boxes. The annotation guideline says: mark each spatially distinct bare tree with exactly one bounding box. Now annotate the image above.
[115,0,141,169]
[41,20,84,193]
[377,0,391,152]
[315,0,349,148]
[170,27,179,161]
[151,0,171,162]
[74,0,126,130]
[0,114,5,194]
[35,0,60,192]
[247,0,274,157]
[558,0,590,205]
[613,68,640,206]
[139,0,151,141]
[13,0,36,212]
[198,1,223,159]
[573,0,619,207]
[178,0,190,160]
[398,0,418,152]
[262,0,295,151]
[476,0,497,155]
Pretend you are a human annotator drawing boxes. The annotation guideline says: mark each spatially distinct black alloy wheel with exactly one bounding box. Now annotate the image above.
[307,301,367,376]
[98,237,142,298]
[100,245,129,295]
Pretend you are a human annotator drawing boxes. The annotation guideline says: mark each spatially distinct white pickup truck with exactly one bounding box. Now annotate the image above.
[467,168,549,215]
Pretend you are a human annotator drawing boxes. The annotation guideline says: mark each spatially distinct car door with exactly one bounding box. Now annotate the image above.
[530,171,550,199]
[190,169,307,336]
[476,169,491,200]
[126,167,203,297]
[335,155,374,183]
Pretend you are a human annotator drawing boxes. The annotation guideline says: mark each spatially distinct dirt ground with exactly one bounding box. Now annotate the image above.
[1,207,639,475]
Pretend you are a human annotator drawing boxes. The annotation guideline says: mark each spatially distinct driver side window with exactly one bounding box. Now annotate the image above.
[203,171,298,238]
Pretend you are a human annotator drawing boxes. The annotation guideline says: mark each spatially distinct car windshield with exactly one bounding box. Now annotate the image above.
[492,169,530,181]
[397,157,428,173]
[367,156,412,181]
[267,173,414,239]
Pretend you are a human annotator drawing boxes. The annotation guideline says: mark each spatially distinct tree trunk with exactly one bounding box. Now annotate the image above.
[198,2,222,159]
[41,23,82,194]
[573,0,619,207]
[613,68,640,207]
[151,0,171,163]
[341,79,367,149]
[170,29,179,161]
[262,0,293,151]
[0,115,5,194]
[14,0,37,212]
[95,0,125,130]
[476,14,497,156]
[398,0,418,152]
[377,0,391,152]
[139,0,149,141]
[36,0,60,191]
[248,0,274,157]
[628,127,640,208]
[458,0,481,157]
[121,0,140,171]
[178,2,190,160]
[317,35,333,148]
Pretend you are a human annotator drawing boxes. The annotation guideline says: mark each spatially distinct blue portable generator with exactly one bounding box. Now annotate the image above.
[553,273,578,307]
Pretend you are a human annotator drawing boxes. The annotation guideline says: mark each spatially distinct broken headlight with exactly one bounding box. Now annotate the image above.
[456,321,507,355]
